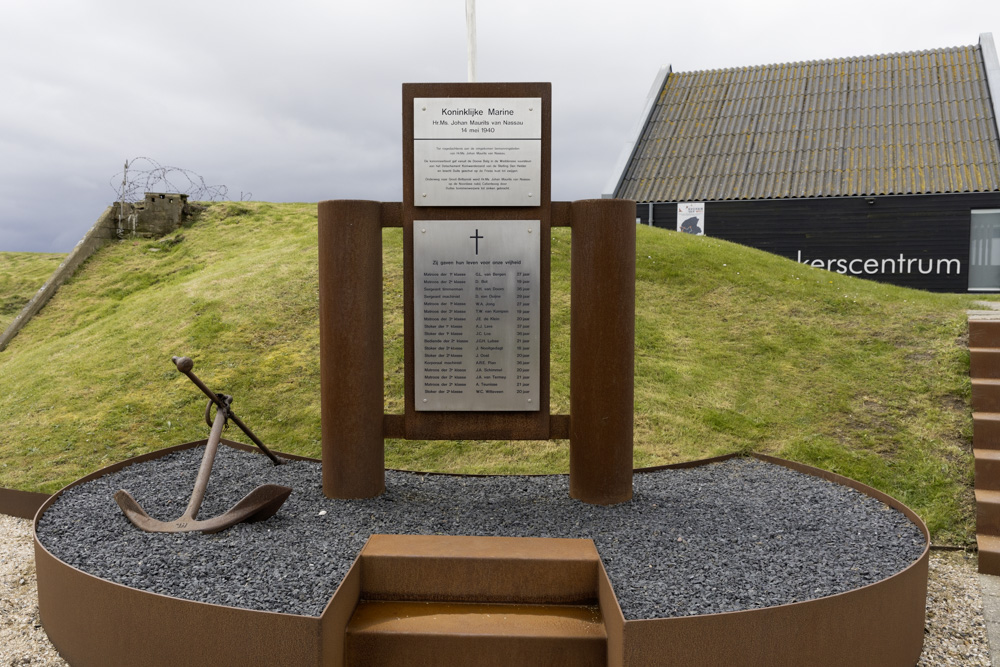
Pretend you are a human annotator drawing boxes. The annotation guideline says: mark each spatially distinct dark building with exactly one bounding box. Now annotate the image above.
[606,34,1000,292]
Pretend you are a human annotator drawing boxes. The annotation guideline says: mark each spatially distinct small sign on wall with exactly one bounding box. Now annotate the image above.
[677,202,705,235]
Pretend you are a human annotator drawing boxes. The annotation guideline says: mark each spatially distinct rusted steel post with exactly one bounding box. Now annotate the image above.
[318,200,385,498]
[569,199,635,505]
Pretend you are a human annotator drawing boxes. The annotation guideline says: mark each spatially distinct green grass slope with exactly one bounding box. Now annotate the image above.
[0,202,979,544]
[0,251,66,331]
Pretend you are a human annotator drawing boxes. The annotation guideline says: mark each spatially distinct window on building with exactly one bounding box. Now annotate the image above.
[970,210,1000,291]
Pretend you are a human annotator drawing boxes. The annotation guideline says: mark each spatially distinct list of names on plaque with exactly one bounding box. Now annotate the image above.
[415,220,540,411]
[413,98,542,207]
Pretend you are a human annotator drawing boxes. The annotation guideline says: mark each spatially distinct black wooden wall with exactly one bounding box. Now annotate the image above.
[636,193,1000,292]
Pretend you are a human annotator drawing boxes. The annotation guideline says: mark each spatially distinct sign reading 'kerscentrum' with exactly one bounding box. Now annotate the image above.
[414,220,540,411]
[413,98,541,207]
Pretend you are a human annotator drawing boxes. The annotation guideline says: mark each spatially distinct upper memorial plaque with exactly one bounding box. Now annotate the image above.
[413,97,542,207]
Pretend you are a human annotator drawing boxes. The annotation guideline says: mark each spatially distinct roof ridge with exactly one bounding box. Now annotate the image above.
[674,44,979,78]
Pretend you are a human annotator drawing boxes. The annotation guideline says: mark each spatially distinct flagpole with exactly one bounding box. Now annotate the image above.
[466,0,477,82]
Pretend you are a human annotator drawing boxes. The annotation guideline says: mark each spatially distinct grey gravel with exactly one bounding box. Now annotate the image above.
[0,515,67,667]
[919,551,992,666]
[36,448,925,620]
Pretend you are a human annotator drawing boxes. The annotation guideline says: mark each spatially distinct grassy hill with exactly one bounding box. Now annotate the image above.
[0,251,66,331]
[0,202,981,544]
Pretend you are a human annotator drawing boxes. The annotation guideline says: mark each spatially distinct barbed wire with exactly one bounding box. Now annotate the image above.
[109,157,249,203]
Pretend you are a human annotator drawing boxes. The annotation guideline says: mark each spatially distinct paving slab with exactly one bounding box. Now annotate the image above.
[979,573,1000,666]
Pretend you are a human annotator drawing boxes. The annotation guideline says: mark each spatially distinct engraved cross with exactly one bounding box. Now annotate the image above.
[470,228,484,255]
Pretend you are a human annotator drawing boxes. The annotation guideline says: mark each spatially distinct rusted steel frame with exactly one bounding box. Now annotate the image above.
[605,453,930,666]
[969,319,1000,574]
[569,198,636,505]
[970,347,1000,378]
[379,202,570,440]
[400,82,554,442]
[318,199,385,499]
[345,600,606,667]
[172,355,282,465]
[551,201,573,227]
[383,413,569,441]
[634,453,741,472]
[598,558,627,667]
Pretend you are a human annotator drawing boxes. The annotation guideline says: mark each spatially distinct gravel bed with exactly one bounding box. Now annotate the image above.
[36,447,925,620]
[918,550,992,666]
[0,515,66,667]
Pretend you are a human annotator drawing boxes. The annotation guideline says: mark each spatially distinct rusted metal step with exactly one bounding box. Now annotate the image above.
[344,535,610,666]
[972,348,1000,379]
[976,449,1000,491]
[971,320,1000,347]
[977,489,1000,535]
[345,600,607,667]
[971,320,1000,348]
[978,534,1000,574]
[974,413,1000,449]
[973,379,1000,413]
[970,320,1000,574]
[358,534,602,604]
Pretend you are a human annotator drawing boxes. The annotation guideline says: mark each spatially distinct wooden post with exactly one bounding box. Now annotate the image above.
[569,199,635,504]
[318,200,385,498]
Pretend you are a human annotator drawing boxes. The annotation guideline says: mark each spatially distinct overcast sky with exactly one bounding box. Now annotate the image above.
[0,0,997,252]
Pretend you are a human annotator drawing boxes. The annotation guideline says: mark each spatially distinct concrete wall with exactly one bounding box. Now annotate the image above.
[113,193,190,239]
[0,194,193,352]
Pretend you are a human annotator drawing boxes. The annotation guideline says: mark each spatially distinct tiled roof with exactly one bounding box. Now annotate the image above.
[615,44,1000,201]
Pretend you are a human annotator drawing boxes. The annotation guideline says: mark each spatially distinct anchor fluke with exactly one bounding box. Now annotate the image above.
[114,356,292,535]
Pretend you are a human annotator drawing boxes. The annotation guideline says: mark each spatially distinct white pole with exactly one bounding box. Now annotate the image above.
[466,0,477,82]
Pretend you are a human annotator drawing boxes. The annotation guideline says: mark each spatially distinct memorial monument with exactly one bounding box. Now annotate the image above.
[29,80,930,667]
[319,82,637,505]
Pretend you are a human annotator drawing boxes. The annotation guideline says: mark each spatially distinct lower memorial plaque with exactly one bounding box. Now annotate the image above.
[414,219,540,411]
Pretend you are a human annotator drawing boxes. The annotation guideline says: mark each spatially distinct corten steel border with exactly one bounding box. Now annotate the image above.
[33,439,360,667]
[35,445,927,666]
[604,452,931,667]
[0,487,50,519]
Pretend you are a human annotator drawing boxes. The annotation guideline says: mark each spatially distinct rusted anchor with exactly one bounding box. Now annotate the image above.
[113,356,292,534]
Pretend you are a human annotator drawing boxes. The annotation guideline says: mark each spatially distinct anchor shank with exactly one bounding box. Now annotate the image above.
[183,403,228,521]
